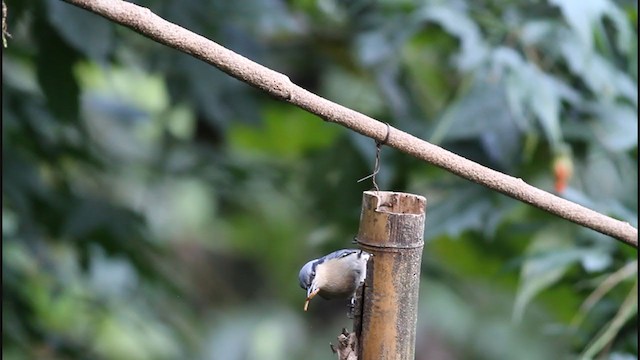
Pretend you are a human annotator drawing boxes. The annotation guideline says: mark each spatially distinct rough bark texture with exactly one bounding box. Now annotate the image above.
[332,328,358,360]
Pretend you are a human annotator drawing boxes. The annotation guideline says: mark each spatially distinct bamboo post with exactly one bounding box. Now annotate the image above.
[355,191,426,360]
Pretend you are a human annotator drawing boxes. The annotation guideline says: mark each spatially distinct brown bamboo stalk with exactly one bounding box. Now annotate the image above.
[356,191,426,359]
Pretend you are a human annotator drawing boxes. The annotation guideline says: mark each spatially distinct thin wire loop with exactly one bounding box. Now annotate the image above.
[357,123,391,192]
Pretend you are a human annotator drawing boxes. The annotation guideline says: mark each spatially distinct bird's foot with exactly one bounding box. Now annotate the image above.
[347,297,356,318]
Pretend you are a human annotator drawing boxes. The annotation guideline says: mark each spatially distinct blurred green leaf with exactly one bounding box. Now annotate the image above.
[549,0,634,57]
[425,186,495,240]
[559,35,638,105]
[493,47,580,149]
[432,74,522,168]
[417,4,489,70]
[513,225,578,322]
[581,280,638,359]
[589,103,638,152]
[321,66,386,116]
[34,14,81,123]
[46,0,113,61]
[573,260,637,328]
[229,103,342,159]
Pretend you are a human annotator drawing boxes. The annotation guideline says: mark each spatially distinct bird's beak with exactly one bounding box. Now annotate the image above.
[304,287,320,312]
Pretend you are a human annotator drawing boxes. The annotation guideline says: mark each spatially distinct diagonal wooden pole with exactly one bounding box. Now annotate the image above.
[59,0,637,247]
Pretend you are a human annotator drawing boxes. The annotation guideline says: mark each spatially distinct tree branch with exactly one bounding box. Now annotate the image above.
[60,0,638,247]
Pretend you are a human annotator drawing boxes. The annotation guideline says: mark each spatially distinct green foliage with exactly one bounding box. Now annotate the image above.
[2,0,637,359]
[229,104,343,159]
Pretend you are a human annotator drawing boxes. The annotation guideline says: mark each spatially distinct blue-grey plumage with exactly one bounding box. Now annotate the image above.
[298,249,371,311]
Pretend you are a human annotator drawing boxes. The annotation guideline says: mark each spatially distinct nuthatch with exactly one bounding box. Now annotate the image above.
[298,249,371,311]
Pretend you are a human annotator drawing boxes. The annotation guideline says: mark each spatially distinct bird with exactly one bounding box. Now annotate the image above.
[298,249,371,312]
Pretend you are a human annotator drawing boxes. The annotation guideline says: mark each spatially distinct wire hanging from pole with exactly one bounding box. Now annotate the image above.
[357,123,390,192]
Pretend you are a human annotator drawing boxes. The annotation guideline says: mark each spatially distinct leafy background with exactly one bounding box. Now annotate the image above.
[2,0,637,359]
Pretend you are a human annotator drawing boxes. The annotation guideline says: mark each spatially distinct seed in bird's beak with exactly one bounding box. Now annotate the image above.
[303,288,320,311]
